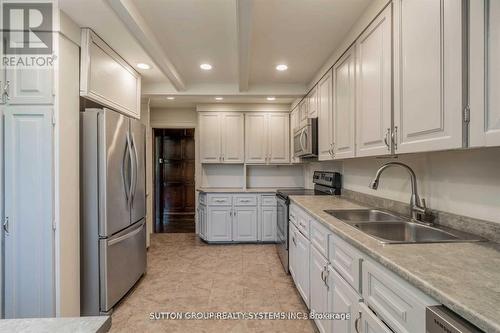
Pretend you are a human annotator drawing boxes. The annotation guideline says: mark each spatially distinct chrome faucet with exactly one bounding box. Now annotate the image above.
[369,162,430,223]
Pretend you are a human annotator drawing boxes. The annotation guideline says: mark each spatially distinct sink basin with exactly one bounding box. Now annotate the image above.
[324,209,484,244]
[324,209,405,223]
[353,222,460,244]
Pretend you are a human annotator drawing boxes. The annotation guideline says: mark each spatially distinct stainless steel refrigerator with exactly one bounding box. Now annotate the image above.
[80,108,147,315]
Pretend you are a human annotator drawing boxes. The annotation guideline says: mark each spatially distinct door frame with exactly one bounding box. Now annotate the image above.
[150,121,199,235]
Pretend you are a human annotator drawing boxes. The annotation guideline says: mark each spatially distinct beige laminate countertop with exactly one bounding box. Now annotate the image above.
[197,187,295,193]
[289,195,500,333]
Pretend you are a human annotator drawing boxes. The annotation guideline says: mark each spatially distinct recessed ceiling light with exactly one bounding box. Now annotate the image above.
[167,96,175,100]
[267,96,276,101]
[200,63,213,70]
[276,64,288,71]
[137,63,151,70]
[215,97,223,101]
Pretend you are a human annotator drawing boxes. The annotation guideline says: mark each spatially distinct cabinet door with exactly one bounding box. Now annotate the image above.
[359,303,393,333]
[233,207,258,241]
[470,0,500,147]
[295,229,310,308]
[393,0,463,153]
[222,113,244,163]
[299,99,308,124]
[289,223,298,280]
[308,86,318,118]
[310,247,329,333]
[329,267,362,333]
[318,69,334,161]
[333,47,356,159]
[290,108,301,163]
[4,107,54,318]
[199,113,221,163]
[5,68,53,105]
[245,113,268,164]
[261,206,277,242]
[356,5,392,157]
[268,113,290,164]
[208,206,232,241]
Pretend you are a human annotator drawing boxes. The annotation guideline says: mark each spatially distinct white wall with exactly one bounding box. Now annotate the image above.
[305,148,500,224]
[141,100,152,246]
[54,10,81,317]
[247,165,304,188]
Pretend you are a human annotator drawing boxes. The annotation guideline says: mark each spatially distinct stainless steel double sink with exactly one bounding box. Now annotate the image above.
[324,209,484,244]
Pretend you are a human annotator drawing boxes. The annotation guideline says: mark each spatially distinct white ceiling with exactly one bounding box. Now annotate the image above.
[60,0,373,106]
[149,95,295,108]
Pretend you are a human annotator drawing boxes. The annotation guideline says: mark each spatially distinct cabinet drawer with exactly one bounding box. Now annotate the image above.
[207,194,233,206]
[310,219,331,258]
[199,193,207,205]
[363,260,438,333]
[234,195,258,206]
[261,195,277,206]
[329,234,363,293]
[297,209,311,235]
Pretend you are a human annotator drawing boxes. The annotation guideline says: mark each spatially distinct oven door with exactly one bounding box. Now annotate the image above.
[293,125,312,157]
[276,195,289,273]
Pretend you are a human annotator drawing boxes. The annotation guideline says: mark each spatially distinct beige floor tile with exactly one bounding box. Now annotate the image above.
[110,233,316,333]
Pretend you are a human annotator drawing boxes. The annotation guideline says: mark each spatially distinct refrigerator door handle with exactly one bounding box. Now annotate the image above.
[108,220,144,246]
[122,136,131,205]
[130,130,138,206]
[126,131,134,206]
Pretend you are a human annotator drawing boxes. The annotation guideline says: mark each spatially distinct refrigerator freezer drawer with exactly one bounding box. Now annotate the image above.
[99,220,146,313]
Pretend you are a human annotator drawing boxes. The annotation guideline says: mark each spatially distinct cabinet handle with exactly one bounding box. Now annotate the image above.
[391,126,398,151]
[292,236,296,246]
[323,266,329,289]
[384,128,391,151]
[3,216,9,234]
[3,80,10,101]
[354,311,362,333]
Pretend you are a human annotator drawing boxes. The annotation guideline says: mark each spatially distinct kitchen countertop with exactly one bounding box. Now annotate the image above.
[0,316,111,333]
[197,187,291,193]
[289,195,500,333]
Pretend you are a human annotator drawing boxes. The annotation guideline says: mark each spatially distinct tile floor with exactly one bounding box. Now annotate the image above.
[110,233,317,332]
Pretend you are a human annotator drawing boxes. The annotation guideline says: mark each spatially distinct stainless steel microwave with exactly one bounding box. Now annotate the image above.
[293,118,318,158]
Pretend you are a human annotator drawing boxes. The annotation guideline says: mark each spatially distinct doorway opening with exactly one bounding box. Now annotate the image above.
[153,128,195,233]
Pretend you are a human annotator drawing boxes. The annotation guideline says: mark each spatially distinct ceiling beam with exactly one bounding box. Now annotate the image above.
[107,0,186,91]
[236,0,253,92]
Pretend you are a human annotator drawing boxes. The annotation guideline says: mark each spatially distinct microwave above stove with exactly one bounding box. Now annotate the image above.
[293,118,318,158]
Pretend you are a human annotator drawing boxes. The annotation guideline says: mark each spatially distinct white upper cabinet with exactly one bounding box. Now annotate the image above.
[308,86,318,118]
[199,113,222,163]
[245,113,290,164]
[393,0,464,153]
[333,46,356,159]
[290,107,301,164]
[5,68,53,105]
[299,99,309,125]
[245,113,268,164]
[318,69,334,161]
[470,0,500,147]
[199,112,244,164]
[355,5,392,157]
[268,113,290,164]
[222,113,245,163]
[80,29,141,119]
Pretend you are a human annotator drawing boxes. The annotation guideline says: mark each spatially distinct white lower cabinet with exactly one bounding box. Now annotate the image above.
[328,267,362,333]
[232,206,258,242]
[290,222,310,307]
[288,203,438,333]
[359,303,393,333]
[199,193,277,243]
[207,206,232,242]
[310,246,330,333]
[261,206,277,242]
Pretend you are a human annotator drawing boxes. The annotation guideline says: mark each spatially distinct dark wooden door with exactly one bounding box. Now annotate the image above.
[154,129,195,233]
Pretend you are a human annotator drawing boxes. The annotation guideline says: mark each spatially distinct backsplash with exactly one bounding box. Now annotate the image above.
[304,147,500,237]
